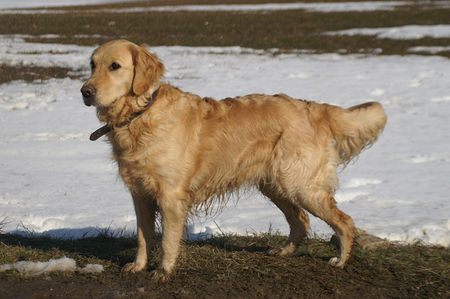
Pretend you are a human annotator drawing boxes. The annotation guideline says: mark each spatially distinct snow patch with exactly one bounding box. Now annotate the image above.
[5,1,450,14]
[430,96,450,103]
[370,88,385,97]
[0,0,139,9]
[326,25,450,40]
[380,220,450,247]
[110,2,408,13]
[11,132,86,142]
[408,46,450,54]
[343,178,383,189]
[335,191,370,203]
[0,35,449,247]
[0,257,104,276]
[288,72,310,79]
[407,154,439,164]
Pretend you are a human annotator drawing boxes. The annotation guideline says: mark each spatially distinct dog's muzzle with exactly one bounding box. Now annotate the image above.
[81,84,96,106]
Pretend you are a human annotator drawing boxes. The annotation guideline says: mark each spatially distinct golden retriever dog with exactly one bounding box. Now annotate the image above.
[81,40,386,281]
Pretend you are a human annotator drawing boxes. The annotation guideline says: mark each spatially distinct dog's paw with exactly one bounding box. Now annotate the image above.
[268,247,282,256]
[268,243,295,256]
[328,257,345,268]
[150,268,171,282]
[121,262,146,274]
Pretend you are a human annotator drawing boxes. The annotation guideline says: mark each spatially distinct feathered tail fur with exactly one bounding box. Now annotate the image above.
[328,101,387,165]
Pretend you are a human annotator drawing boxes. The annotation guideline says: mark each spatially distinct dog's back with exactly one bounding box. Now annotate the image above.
[189,94,386,199]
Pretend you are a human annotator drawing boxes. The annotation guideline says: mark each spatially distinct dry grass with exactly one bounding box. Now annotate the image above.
[0,65,82,84]
[0,232,448,298]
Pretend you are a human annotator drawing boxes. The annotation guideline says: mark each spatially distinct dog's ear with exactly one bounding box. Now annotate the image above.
[132,44,164,96]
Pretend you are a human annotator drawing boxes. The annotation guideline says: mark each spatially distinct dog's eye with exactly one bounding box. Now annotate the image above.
[109,62,121,71]
[90,60,95,71]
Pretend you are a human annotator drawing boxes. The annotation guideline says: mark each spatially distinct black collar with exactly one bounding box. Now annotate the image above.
[89,88,160,141]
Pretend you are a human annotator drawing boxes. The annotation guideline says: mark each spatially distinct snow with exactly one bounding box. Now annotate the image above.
[97,2,413,13]
[0,34,449,247]
[408,46,450,54]
[0,256,103,276]
[3,1,450,13]
[326,25,450,40]
[0,0,141,9]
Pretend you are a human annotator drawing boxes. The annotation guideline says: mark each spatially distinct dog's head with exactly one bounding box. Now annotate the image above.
[81,39,164,107]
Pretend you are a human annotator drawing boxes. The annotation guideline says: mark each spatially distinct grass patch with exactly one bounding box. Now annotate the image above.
[0,232,448,297]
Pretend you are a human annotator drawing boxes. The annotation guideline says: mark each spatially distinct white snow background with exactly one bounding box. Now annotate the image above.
[0,2,449,248]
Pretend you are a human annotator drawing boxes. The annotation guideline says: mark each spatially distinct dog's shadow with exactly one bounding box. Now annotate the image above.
[0,229,336,268]
[184,233,337,263]
[0,229,137,265]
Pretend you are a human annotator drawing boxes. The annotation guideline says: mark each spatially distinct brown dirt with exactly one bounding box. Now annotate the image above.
[0,64,82,84]
[0,234,448,298]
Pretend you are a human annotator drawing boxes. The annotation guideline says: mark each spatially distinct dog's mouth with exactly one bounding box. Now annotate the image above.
[83,97,93,106]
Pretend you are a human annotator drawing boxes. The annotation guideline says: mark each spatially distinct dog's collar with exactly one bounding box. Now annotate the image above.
[89,87,160,141]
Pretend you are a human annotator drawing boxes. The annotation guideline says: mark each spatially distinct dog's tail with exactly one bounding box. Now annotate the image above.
[328,101,387,165]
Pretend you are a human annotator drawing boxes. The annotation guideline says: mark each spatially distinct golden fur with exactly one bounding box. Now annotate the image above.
[81,40,387,281]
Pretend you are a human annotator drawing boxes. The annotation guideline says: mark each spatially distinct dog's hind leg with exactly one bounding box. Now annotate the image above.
[259,183,310,256]
[122,192,157,273]
[300,190,355,268]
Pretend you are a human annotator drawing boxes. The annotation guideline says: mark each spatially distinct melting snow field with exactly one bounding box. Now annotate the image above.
[326,24,450,39]
[0,0,138,9]
[3,1,450,13]
[0,35,449,247]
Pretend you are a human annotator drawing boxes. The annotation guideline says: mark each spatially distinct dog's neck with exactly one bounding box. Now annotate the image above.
[90,85,161,141]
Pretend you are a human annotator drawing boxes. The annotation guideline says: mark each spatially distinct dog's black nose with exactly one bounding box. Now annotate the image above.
[81,84,96,106]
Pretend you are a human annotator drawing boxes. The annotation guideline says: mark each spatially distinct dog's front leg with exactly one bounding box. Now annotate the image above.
[122,192,157,273]
[150,194,189,282]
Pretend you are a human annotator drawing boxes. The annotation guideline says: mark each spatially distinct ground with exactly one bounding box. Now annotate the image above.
[0,0,449,297]
[0,233,449,298]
